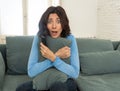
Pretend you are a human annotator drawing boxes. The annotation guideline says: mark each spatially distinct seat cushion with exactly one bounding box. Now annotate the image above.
[77,73,120,91]
[80,50,120,75]
[2,75,32,91]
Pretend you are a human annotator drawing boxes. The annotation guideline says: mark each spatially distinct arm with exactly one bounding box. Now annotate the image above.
[52,35,80,78]
[27,35,53,78]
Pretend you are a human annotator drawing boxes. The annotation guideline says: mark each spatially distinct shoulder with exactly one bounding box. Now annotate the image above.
[66,34,76,40]
[32,35,39,44]
[33,35,39,41]
[34,35,39,39]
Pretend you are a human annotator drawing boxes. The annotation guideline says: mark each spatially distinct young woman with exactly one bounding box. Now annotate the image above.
[16,6,80,91]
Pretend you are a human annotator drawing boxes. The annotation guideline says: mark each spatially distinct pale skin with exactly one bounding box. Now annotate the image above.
[40,13,70,62]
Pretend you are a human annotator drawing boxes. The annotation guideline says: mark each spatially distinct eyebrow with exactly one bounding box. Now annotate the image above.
[48,18,60,21]
[56,17,60,19]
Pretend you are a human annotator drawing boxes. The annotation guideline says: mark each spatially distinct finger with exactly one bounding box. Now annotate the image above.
[40,49,47,57]
[65,49,71,56]
[41,47,47,54]
[40,43,43,50]
[66,52,70,57]
[40,42,43,48]
[40,43,47,49]
[40,44,47,53]
[40,42,44,46]
[40,49,44,56]
[40,43,49,52]
[64,46,70,49]
[40,50,43,54]
[40,46,44,52]
[63,46,70,51]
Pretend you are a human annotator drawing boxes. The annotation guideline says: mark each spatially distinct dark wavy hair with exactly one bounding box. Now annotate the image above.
[37,6,71,38]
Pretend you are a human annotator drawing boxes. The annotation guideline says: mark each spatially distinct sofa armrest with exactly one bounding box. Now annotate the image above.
[0,52,5,89]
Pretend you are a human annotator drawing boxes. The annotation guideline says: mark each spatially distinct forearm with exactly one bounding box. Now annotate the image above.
[27,36,53,77]
[52,57,79,78]
[28,59,52,77]
[52,35,80,78]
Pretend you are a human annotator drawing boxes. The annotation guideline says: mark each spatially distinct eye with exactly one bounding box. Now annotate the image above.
[56,19,61,24]
[47,19,52,24]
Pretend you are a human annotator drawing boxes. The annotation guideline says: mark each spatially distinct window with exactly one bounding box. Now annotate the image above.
[0,0,23,35]
[27,0,48,35]
[28,0,60,35]
[0,0,60,36]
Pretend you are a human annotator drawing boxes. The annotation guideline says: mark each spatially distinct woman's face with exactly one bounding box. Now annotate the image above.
[47,13,62,38]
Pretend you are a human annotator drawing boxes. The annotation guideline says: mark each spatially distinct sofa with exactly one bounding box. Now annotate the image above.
[0,36,120,91]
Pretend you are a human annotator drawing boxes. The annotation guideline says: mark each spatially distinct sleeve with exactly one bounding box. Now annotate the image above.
[52,35,80,78]
[27,35,53,78]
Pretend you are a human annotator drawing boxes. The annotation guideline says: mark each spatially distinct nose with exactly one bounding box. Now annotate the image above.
[52,22,56,29]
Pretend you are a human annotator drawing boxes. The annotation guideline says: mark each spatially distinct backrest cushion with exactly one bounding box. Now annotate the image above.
[112,41,120,50]
[6,36,71,75]
[6,36,33,75]
[80,50,120,75]
[0,44,7,71]
[117,44,120,51]
[76,38,114,53]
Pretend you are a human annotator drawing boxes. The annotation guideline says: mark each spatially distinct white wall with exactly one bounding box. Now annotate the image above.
[97,0,120,41]
[61,0,97,38]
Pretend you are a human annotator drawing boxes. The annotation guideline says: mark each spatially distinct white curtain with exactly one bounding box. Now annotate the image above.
[28,0,61,35]
[28,0,48,35]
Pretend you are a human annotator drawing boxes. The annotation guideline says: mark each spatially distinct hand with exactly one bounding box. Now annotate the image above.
[55,46,71,59]
[40,43,56,62]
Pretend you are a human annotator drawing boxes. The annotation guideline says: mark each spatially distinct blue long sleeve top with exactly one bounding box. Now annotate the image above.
[28,34,80,78]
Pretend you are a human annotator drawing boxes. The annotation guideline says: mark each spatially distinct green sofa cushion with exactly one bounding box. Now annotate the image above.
[33,68,67,90]
[0,52,5,89]
[76,38,114,53]
[117,44,120,51]
[6,36,34,74]
[77,73,120,91]
[112,41,120,50]
[0,44,6,64]
[46,36,71,53]
[6,35,71,75]
[80,50,120,75]
[38,36,71,64]
[2,75,32,91]
[33,36,71,90]
[0,44,7,72]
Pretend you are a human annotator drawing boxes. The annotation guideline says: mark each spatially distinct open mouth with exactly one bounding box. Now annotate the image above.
[50,31,60,38]
[51,31,58,35]
[52,31,57,33]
